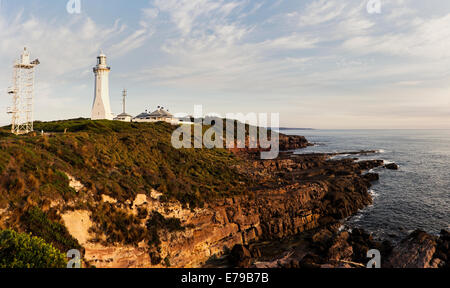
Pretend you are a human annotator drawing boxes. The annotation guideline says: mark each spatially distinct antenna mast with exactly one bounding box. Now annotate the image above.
[122,89,127,114]
[7,47,40,135]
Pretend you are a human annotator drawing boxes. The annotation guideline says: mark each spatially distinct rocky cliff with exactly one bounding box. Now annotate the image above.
[67,150,385,268]
[0,120,447,268]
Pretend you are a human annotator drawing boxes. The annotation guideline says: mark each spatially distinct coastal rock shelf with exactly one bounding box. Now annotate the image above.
[79,147,386,268]
[232,227,450,269]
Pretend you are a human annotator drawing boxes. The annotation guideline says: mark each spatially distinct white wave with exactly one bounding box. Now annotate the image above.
[350,214,363,222]
[356,158,377,163]
[333,154,350,159]
[369,189,379,198]
[329,154,350,160]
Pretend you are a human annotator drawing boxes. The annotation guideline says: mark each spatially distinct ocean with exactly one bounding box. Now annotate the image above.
[281,129,450,241]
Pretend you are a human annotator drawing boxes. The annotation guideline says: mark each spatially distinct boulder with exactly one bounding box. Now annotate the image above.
[363,173,379,182]
[384,163,399,170]
[385,230,437,268]
[229,245,252,268]
[328,232,353,262]
[299,254,322,268]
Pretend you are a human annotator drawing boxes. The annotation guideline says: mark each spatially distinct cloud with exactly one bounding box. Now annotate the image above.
[342,13,450,59]
[142,7,159,19]
[129,0,324,92]
[0,15,122,77]
[153,0,243,35]
[297,0,348,27]
[2,0,450,128]
[260,34,319,50]
[0,8,151,124]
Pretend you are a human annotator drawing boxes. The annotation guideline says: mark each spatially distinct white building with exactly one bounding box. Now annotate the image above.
[91,52,113,120]
[114,112,132,122]
[114,89,132,122]
[133,107,179,124]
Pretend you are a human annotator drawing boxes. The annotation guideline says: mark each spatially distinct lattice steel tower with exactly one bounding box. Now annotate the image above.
[7,47,40,135]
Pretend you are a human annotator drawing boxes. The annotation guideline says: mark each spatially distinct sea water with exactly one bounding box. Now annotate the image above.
[281,129,450,241]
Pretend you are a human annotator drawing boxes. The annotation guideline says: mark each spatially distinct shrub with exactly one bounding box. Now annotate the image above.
[0,229,66,268]
[90,203,146,245]
[146,211,185,264]
[20,207,82,253]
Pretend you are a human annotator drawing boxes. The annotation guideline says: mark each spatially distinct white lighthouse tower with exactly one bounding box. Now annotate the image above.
[91,51,113,120]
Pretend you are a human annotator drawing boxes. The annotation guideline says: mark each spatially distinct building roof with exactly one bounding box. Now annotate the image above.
[133,108,174,119]
[148,108,173,118]
[116,112,132,117]
[134,112,151,119]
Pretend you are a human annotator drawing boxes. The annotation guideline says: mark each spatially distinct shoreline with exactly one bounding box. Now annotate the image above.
[214,135,449,268]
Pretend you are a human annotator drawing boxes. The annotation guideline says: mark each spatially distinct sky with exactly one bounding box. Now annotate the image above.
[0,0,450,129]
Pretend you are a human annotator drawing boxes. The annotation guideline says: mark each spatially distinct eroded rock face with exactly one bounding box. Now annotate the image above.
[159,152,383,267]
[229,245,252,268]
[328,231,353,262]
[236,227,449,269]
[62,149,384,268]
[435,230,450,268]
[61,147,448,269]
[156,183,326,268]
[61,210,92,246]
[228,134,310,158]
[278,134,311,151]
[230,227,385,268]
[385,230,448,268]
[85,245,150,268]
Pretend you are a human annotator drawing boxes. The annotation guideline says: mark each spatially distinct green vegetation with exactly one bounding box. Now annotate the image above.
[146,211,185,247]
[20,207,82,253]
[1,119,249,207]
[0,229,66,268]
[0,119,253,255]
[89,206,186,265]
[146,211,185,264]
[90,203,146,245]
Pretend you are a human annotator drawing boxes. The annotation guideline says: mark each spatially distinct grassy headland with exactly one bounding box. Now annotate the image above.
[0,119,252,264]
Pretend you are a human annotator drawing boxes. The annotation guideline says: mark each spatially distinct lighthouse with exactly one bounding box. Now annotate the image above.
[91,51,113,120]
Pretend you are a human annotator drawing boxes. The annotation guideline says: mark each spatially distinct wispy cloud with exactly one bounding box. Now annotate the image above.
[297,0,348,27]
[1,0,450,128]
[342,14,450,59]
[0,6,152,124]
